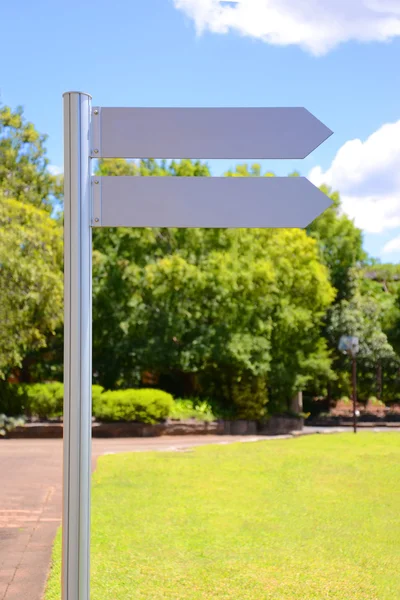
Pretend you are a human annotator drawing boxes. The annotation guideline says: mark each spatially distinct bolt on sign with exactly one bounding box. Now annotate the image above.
[62,91,333,600]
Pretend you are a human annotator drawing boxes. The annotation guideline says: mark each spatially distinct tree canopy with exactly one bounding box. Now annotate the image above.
[0,105,64,380]
[2,103,400,413]
[0,192,63,378]
[0,105,62,211]
[307,186,365,302]
[91,160,335,416]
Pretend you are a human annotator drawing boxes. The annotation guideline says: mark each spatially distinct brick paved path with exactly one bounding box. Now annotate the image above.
[0,440,62,600]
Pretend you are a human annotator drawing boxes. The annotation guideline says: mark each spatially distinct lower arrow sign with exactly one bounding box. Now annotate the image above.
[92,176,331,228]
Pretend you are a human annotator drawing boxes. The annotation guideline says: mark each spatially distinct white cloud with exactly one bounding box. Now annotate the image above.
[382,236,400,254]
[308,120,400,234]
[48,164,63,176]
[174,0,400,55]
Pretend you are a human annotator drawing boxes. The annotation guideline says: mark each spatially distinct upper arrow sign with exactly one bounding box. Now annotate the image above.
[91,107,332,160]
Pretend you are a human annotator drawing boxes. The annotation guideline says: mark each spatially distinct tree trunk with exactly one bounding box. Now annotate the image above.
[377,363,382,401]
[19,357,32,383]
[290,391,303,413]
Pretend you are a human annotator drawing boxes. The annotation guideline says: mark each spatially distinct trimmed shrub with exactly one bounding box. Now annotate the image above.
[0,383,105,420]
[93,388,174,424]
[24,382,64,419]
[92,384,105,415]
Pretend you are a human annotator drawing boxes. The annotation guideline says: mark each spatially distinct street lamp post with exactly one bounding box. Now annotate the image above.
[339,336,359,434]
[351,354,357,434]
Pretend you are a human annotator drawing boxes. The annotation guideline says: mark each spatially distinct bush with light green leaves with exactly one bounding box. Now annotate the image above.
[93,388,174,424]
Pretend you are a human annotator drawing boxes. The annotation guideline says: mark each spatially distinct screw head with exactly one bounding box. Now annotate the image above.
[93,109,99,115]
[93,148,99,154]
[94,180,99,184]
[94,218,99,223]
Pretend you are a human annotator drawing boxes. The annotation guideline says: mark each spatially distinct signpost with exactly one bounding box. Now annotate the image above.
[91,106,332,159]
[92,175,332,228]
[63,91,333,600]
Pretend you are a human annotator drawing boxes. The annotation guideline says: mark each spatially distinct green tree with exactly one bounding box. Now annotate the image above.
[327,287,398,401]
[0,104,64,383]
[0,193,63,378]
[307,187,365,302]
[113,229,334,418]
[359,263,400,342]
[225,163,275,178]
[0,105,62,211]
[125,243,276,418]
[226,168,364,304]
[263,229,335,410]
[223,164,336,409]
[92,159,212,389]
[92,160,335,417]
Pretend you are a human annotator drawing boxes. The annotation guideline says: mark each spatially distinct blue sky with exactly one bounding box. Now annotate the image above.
[1,0,400,261]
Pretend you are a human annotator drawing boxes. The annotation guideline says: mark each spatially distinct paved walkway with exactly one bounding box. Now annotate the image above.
[1,429,398,599]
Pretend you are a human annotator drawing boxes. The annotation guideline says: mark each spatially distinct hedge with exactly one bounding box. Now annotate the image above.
[0,382,177,424]
[93,388,174,424]
[0,382,105,420]
[24,382,64,419]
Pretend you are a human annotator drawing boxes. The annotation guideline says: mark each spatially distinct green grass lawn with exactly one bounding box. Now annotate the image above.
[45,434,400,599]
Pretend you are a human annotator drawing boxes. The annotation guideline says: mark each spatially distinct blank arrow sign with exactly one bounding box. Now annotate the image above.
[92,176,332,228]
[92,107,332,159]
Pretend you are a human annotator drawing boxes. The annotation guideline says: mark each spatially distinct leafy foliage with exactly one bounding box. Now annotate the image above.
[0,193,63,378]
[327,287,399,400]
[0,382,28,416]
[0,104,62,211]
[2,100,398,414]
[93,205,334,417]
[170,399,216,421]
[307,187,365,302]
[91,384,105,411]
[304,189,400,403]
[93,388,174,423]
[23,382,64,419]
[0,383,106,420]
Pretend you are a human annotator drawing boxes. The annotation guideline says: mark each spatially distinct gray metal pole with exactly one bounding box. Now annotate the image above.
[352,356,357,434]
[63,91,92,600]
